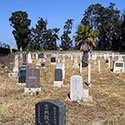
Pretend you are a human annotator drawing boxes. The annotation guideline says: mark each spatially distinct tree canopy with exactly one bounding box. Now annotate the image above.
[9,11,31,50]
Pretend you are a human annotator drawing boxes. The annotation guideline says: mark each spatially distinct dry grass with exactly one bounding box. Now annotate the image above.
[0,54,125,125]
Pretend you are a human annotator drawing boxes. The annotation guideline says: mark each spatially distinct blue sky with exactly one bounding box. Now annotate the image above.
[0,0,125,49]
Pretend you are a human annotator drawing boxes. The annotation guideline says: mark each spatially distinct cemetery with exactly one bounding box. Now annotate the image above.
[0,51,125,124]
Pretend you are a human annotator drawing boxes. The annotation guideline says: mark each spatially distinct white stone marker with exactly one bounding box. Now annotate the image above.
[88,64,91,87]
[112,53,114,60]
[13,55,19,72]
[108,57,110,67]
[73,55,79,68]
[80,62,82,73]
[98,60,100,73]
[27,52,32,63]
[36,53,38,59]
[70,75,83,101]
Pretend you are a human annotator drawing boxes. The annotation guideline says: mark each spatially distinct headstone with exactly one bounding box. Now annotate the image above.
[70,75,83,101]
[105,59,108,64]
[88,53,91,60]
[22,52,27,65]
[41,63,45,68]
[24,67,41,94]
[113,60,124,73]
[56,62,65,79]
[27,52,32,63]
[70,54,73,60]
[112,53,114,60]
[62,54,65,63]
[118,55,123,61]
[51,57,56,65]
[36,61,41,66]
[35,99,66,125]
[13,55,19,72]
[8,73,17,77]
[36,53,38,59]
[18,65,28,84]
[32,53,34,59]
[108,58,110,67]
[38,53,44,59]
[54,69,63,87]
[73,56,79,68]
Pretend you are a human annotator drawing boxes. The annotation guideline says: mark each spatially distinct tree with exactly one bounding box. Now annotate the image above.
[81,3,121,50]
[9,11,31,50]
[75,24,99,67]
[30,17,59,51]
[30,17,47,50]
[60,19,74,50]
[43,28,60,50]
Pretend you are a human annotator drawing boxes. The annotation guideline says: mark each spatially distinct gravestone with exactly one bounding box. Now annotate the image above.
[118,55,123,61]
[35,99,66,125]
[113,60,124,73]
[36,53,38,59]
[36,61,41,66]
[18,65,28,84]
[54,69,63,87]
[24,67,41,94]
[8,73,17,77]
[41,62,45,68]
[27,52,32,63]
[73,56,79,68]
[38,53,44,59]
[70,75,83,101]
[56,62,65,79]
[105,59,108,64]
[22,52,27,65]
[51,57,56,65]
[13,55,19,72]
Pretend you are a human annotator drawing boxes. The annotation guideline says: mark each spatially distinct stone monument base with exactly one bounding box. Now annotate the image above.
[8,73,17,77]
[17,82,26,86]
[24,88,41,95]
[53,81,63,88]
[51,62,56,65]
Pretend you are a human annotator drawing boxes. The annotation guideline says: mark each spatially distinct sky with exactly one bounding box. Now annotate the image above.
[0,0,125,49]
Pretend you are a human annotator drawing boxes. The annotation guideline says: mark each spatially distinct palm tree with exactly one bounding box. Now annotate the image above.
[75,24,99,67]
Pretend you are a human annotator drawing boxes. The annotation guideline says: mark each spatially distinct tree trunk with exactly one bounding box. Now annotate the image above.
[82,51,88,67]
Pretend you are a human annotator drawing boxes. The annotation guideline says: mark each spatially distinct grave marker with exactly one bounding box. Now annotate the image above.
[70,75,83,101]
[35,99,66,125]
[24,67,41,94]
[54,69,63,87]
[113,60,124,73]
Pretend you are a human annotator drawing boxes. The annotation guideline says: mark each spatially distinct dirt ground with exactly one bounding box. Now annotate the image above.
[0,52,125,125]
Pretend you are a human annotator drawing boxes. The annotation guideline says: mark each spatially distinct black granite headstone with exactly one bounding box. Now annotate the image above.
[23,53,27,65]
[19,66,28,83]
[55,69,62,81]
[105,59,108,64]
[26,67,40,88]
[116,63,123,67]
[38,53,44,58]
[51,57,56,63]
[35,99,66,125]
[41,63,45,68]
